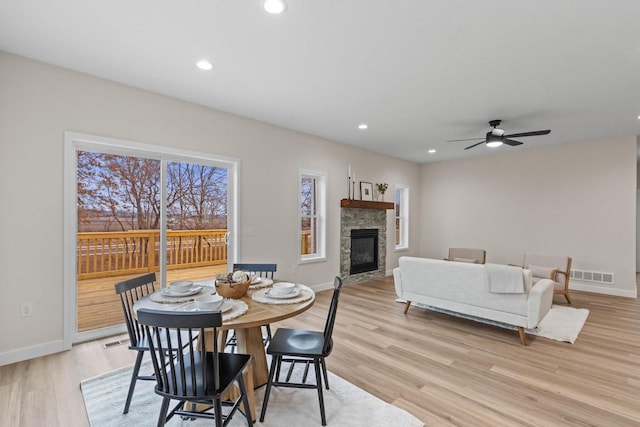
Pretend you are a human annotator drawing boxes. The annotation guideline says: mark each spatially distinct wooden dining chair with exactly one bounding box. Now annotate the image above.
[226,263,277,352]
[137,309,253,427]
[260,276,343,426]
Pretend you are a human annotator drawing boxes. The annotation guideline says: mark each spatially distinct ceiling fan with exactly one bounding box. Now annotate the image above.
[448,120,551,150]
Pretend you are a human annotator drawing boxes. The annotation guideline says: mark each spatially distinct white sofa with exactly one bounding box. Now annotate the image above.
[393,256,554,345]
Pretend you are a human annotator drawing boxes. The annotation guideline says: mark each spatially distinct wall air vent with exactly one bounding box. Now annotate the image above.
[570,269,614,285]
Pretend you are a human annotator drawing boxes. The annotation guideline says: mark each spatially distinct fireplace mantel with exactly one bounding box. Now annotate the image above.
[340,199,394,210]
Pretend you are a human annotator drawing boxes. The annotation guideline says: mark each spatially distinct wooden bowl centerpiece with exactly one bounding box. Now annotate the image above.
[215,271,251,299]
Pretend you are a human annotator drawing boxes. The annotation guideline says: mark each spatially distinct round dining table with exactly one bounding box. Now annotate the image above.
[133,281,315,420]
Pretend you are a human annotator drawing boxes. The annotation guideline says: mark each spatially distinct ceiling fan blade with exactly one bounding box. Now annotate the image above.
[464,141,486,150]
[503,138,523,146]
[503,130,551,138]
[447,137,484,142]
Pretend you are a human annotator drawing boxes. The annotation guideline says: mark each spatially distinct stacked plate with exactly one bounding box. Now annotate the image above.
[264,282,300,299]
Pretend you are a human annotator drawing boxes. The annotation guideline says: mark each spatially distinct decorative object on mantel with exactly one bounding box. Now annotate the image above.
[375,183,388,201]
[360,181,373,201]
[347,164,359,200]
[340,199,394,210]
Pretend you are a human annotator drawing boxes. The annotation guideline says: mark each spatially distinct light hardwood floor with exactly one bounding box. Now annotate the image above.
[1,276,639,426]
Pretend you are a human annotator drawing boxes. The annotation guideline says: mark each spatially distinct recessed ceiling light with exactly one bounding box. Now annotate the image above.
[428,149,436,154]
[263,0,287,14]
[196,60,213,71]
[358,124,368,130]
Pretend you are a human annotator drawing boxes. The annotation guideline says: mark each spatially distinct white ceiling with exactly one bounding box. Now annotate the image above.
[1,1,639,163]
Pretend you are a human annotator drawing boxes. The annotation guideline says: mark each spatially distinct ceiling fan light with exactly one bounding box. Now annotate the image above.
[263,0,287,14]
[486,141,503,148]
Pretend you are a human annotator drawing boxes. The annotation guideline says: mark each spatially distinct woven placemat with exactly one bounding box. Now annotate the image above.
[222,299,249,321]
[251,284,314,305]
[249,277,274,290]
[149,286,213,303]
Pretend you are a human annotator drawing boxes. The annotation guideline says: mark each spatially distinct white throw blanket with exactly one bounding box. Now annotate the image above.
[486,263,525,293]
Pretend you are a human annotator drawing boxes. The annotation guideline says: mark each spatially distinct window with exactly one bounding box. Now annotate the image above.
[395,185,409,250]
[299,169,326,262]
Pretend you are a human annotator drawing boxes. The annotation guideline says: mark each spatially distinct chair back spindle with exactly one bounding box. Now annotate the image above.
[139,310,223,397]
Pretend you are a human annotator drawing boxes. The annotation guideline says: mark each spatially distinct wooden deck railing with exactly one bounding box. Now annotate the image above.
[77,229,227,280]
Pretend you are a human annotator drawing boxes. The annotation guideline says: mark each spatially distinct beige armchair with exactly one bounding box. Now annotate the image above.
[523,253,572,304]
[445,248,486,264]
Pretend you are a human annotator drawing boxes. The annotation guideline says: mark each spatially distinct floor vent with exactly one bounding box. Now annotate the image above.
[570,269,614,285]
[103,338,130,349]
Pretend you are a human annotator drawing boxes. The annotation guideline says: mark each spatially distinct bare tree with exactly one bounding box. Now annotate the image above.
[77,151,227,232]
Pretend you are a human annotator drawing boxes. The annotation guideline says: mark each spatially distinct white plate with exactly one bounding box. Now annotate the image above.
[161,286,202,297]
[264,287,301,299]
[189,300,234,313]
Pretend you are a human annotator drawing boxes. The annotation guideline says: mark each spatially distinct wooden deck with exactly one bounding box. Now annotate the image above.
[76,264,227,332]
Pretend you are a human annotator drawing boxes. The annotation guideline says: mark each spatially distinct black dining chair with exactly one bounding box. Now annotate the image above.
[114,272,159,414]
[226,263,277,352]
[114,272,196,414]
[137,309,253,427]
[260,276,343,426]
[233,263,277,280]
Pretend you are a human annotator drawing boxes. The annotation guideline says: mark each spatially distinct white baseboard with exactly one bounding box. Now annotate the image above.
[570,282,637,298]
[0,340,66,367]
[308,280,335,293]
[74,324,128,344]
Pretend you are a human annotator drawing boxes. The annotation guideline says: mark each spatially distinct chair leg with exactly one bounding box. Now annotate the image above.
[157,397,170,427]
[123,350,145,414]
[237,373,254,426]
[274,355,282,381]
[213,398,223,427]
[313,358,327,426]
[321,358,329,389]
[259,355,279,422]
[264,324,272,345]
[564,292,571,304]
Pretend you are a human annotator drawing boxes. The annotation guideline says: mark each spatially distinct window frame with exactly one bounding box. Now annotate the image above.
[298,168,327,263]
[395,184,409,251]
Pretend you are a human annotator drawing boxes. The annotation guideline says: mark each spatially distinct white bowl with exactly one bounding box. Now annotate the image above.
[270,282,296,296]
[169,280,193,292]
[194,294,224,311]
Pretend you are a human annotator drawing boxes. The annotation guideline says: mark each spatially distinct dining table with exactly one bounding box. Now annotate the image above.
[133,278,316,421]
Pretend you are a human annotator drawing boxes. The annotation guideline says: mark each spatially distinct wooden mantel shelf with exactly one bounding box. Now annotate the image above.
[340,199,395,210]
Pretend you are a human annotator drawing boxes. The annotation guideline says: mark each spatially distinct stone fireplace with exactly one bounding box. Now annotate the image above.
[340,202,389,284]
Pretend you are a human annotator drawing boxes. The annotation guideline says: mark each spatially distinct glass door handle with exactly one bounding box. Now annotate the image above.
[224,232,230,244]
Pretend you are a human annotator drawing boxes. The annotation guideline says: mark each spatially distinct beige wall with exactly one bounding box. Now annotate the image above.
[0,51,421,361]
[419,137,637,297]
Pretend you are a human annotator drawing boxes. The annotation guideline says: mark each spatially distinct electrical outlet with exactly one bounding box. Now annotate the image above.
[21,302,33,317]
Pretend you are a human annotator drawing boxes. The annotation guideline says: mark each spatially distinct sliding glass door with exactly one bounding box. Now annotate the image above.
[66,133,238,342]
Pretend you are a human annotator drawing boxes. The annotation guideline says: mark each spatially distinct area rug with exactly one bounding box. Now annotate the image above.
[399,300,589,344]
[81,361,424,427]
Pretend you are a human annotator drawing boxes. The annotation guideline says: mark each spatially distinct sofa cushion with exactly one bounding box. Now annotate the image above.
[453,257,477,263]
[397,257,528,315]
